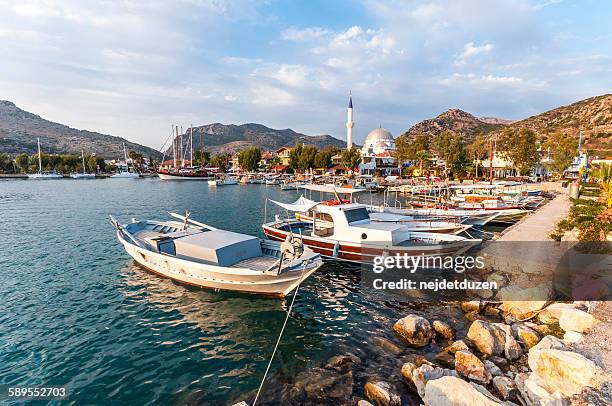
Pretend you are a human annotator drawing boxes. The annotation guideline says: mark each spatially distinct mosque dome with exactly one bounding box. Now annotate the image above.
[362,127,395,155]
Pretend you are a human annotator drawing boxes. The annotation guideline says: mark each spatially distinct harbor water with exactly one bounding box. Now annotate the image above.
[0,179,470,405]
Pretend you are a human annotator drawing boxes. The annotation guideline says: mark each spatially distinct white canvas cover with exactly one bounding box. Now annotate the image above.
[269,196,319,212]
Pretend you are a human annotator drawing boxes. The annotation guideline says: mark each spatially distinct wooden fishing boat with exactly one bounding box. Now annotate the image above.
[262,198,481,264]
[110,212,322,297]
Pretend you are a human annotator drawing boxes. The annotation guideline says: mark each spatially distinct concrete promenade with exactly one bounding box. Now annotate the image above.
[497,187,570,242]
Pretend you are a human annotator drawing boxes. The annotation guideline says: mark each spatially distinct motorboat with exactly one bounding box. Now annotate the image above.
[208,176,238,186]
[110,212,323,297]
[262,197,481,264]
[280,180,301,190]
[27,137,63,179]
[71,150,96,179]
[111,143,140,178]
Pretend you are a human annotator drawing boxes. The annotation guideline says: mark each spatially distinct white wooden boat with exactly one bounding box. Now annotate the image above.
[71,150,96,179]
[110,212,322,297]
[263,198,481,264]
[111,143,140,178]
[28,137,63,179]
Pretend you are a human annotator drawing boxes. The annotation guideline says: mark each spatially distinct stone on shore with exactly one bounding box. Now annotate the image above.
[371,336,402,355]
[562,330,583,344]
[558,308,597,333]
[400,362,416,383]
[515,372,567,406]
[484,360,503,377]
[357,400,374,406]
[455,350,492,384]
[364,380,401,406]
[433,320,455,340]
[445,339,470,354]
[411,364,457,398]
[423,376,503,406]
[498,288,550,318]
[290,367,353,401]
[393,315,435,347]
[492,376,517,401]
[461,300,482,313]
[512,324,541,349]
[530,335,566,353]
[537,303,576,325]
[527,348,601,398]
[434,351,455,369]
[325,353,361,373]
[467,320,506,356]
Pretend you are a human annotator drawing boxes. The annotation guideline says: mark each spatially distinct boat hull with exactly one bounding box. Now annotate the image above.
[157,172,212,180]
[27,173,63,179]
[117,232,319,297]
[262,222,478,264]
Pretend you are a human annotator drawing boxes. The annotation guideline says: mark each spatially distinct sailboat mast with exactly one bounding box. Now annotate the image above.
[190,124,193,166]
[123,143,129,173]
[37,137,42,174]
[180,125,184,167]
[173,125,177,169]
[81,150,86,174]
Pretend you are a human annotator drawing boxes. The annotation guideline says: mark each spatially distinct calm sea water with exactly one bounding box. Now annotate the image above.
[0,179,468,405]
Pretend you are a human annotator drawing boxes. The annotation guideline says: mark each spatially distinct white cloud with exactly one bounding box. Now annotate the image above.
[224,95,238,101]
[455,42,494,65]
[280,26,330,41]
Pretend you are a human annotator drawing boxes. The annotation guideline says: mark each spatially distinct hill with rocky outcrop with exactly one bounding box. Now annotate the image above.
[0,100,162,159]
[400,109,507,143]
[180,123,345,154]
[398,94,612,156]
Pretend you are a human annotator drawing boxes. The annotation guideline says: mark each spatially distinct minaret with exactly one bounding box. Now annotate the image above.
[346,93,354,148]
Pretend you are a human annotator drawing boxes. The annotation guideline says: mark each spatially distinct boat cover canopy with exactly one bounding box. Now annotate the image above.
[173,230,262,266]
[299,184,367,194]
[270,196,319,212]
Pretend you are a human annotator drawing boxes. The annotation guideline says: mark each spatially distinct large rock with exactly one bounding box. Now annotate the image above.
[433,320,455,340]
[393,315,435,347]
[467,320,506,356]
[537,303,576,325]
[455,350,492,384]
[530,335,566,353]
[325,353,361,373]
[364,380,401,406]
[562,331,582,344]
[461,300,482,313]
[290,367,353,401]
[498,286,551,318]
[484,360,503,377]
[492,376,517,401]
[400,362,417,383]
[527,348,601,397]
[445,339,470,354]
[423,376,503,406]
[558,308,597,333]
[410,364,457,398]
[512,324,541,349]
[515,372,567,406]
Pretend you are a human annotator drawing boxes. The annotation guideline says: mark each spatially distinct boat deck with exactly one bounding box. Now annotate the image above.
[230,256,278,272]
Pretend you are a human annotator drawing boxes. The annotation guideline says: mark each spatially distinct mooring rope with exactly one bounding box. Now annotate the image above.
[252,260,309,406]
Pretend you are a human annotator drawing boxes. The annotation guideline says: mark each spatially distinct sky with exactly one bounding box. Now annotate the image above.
[1,0,611,150]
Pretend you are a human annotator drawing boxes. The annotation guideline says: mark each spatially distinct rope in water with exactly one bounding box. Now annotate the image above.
[252,261,309,406]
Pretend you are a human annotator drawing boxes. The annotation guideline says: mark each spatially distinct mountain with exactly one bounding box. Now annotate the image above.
[178,123,345,155]
[398,94,612,156]
[0,100,161,159]
[400,109,507,143]
[504,94,612,156]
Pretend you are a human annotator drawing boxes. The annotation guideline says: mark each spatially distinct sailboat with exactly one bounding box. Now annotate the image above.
[27,137,63,179]
[157,125,213,180]
[111,143,140,178]
[71,151,96,179]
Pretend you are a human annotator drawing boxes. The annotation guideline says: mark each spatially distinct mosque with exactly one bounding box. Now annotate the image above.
[345,95,400,176]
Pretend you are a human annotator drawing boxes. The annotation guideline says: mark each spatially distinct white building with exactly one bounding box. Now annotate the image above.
[359,127,399,176]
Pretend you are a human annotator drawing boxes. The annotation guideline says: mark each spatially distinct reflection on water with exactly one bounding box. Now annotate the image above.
[0,179,467,405]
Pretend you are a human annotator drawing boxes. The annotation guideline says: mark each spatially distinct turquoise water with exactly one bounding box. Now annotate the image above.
[0,179,466,405]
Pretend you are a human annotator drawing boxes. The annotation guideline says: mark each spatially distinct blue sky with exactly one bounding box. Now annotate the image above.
[1,0,611,150]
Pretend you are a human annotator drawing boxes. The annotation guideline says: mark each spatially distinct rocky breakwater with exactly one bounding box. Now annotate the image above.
[356,301,610,406]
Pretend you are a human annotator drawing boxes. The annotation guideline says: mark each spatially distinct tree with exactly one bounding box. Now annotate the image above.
[210,152,231,172]
[289,143,303,170]
[15,153,29,173]
[415,150,432,175]
[0,153,12,172]
[341,147,361,170]
[193,150,211,166]
[314,151,332,169]
[238,147,262,171]
[396,133,430,163]
[497,128,540,176]
[467,134,490,178]
[431,131,468,177]
[298,145,317,170]
[543,132,578,176]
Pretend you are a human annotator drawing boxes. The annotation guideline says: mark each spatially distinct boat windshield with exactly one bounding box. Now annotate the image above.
[344,207,370,223]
